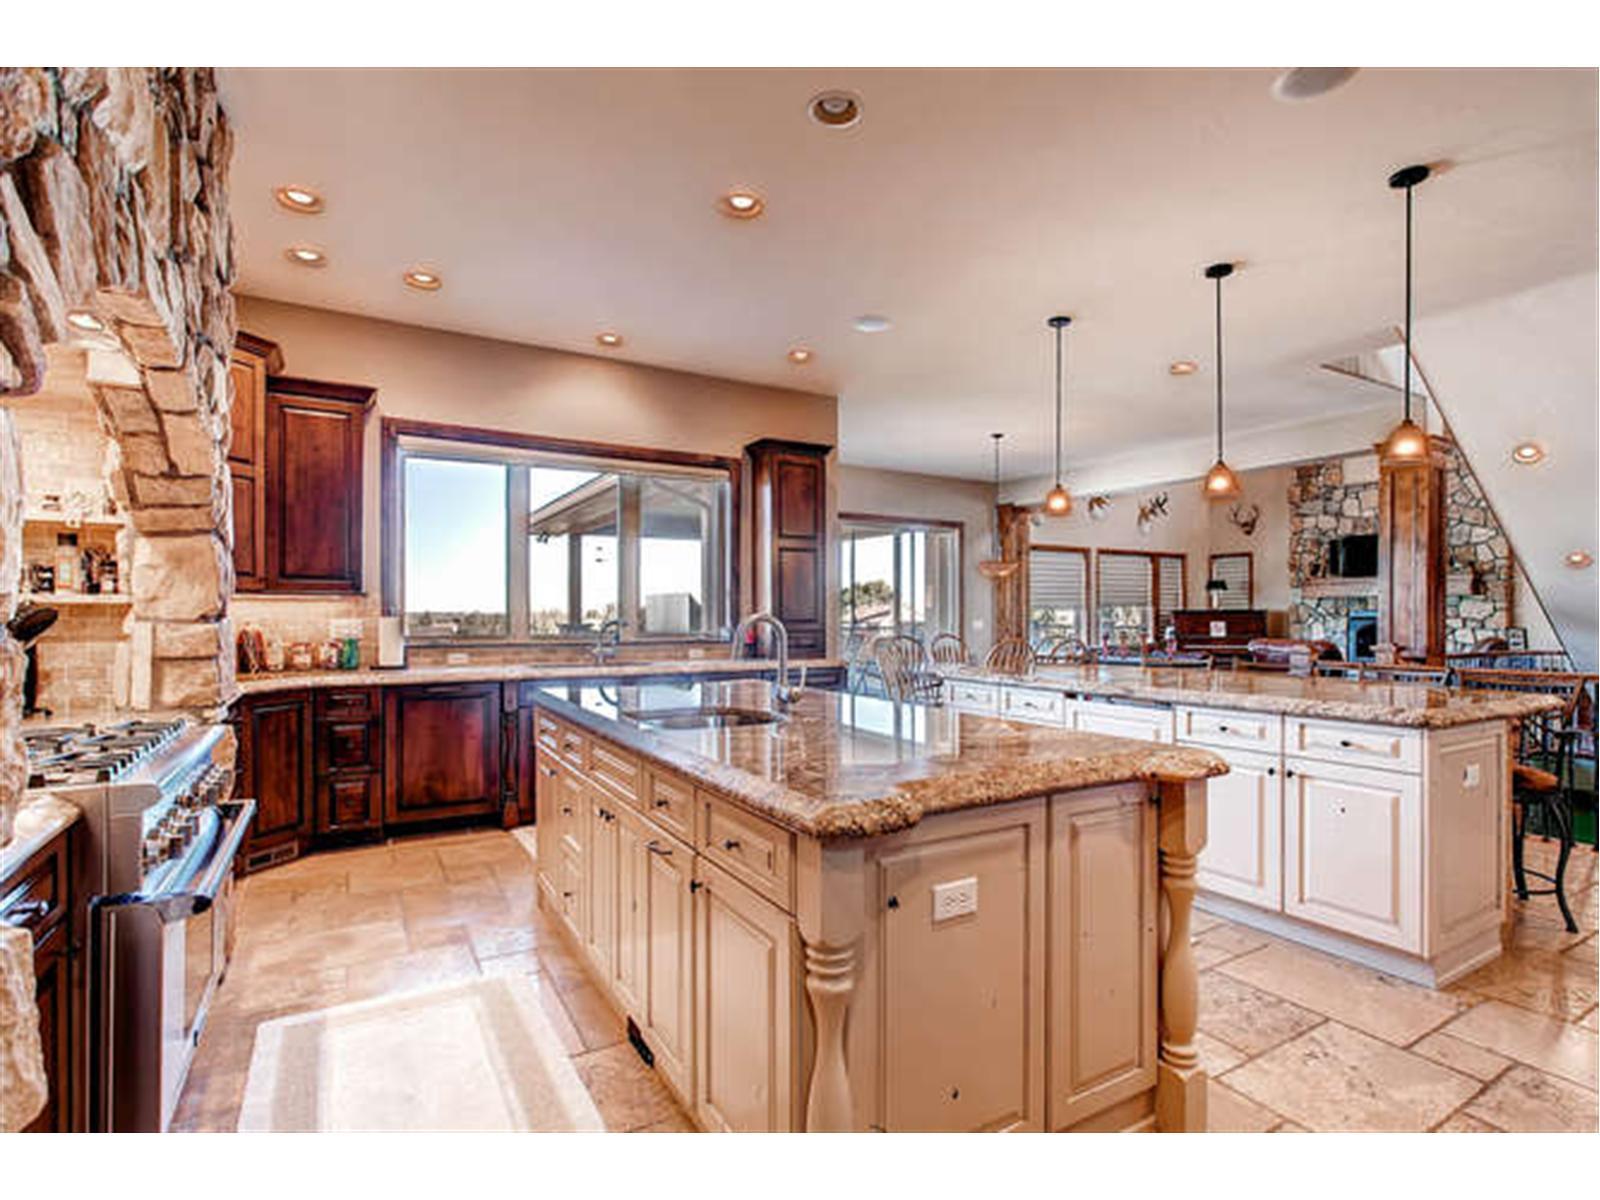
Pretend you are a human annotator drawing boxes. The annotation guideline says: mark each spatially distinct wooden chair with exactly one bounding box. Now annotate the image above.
[929,632,969,667]
[984,637,1036,677]
[1037,636,1092,665]
[873,634,944,703]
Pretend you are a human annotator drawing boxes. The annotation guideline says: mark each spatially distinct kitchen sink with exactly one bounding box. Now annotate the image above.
[622,705,785,730]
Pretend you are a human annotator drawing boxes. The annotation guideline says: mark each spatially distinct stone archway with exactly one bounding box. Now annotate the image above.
[2,66,237,839]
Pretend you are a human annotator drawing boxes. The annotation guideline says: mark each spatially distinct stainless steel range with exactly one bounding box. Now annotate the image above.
[23,718,255,1131]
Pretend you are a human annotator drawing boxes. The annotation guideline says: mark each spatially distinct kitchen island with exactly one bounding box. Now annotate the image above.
[529,678,1225,1133]
[942,664,1565,987]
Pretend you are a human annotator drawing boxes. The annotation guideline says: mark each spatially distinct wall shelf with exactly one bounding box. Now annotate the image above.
[23,511,126,530]
[20,593,131,607]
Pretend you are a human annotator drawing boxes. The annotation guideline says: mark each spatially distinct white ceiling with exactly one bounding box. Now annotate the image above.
[218,68,1597,482]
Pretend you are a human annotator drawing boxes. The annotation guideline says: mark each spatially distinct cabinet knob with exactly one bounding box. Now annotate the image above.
[1338,739,1354,748]
[1218,724,1230,733]
[1266,767,1276,777]
[886,895,900,910]
[722,838,741,851]
[561,806,573,816]
[654,798,670,808]
[689,880,705,893]
[1285,768,1297,778]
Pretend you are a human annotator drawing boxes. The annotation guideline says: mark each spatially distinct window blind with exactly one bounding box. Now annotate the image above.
[1029,548,1089,640]
[1210,554,1251,610]
[1156,555,1185,631]
[1098,553,1152,608]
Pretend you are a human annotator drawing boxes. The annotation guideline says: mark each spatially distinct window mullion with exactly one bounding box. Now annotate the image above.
[507,465,530,641]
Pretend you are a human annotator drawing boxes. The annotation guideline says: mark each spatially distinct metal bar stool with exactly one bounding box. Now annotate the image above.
[1512,722,1580,933]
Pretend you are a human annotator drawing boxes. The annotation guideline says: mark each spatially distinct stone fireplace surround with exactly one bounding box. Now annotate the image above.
[1,67,237,840]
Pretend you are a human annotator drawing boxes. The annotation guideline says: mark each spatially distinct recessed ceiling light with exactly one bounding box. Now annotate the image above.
[787,347,813,365]
[403,269,442,291]
[284,245,327,267]
[809,90,862,129]
[853,315,891,334]
[273,185,324,214]
[66,311,105,333]
[595,331,623,349]
[1564,550,1593,569]
[1271,68,1359,102]
[1169,360,1199,376]
[1510,441,1545,466]
[718,190,765,219]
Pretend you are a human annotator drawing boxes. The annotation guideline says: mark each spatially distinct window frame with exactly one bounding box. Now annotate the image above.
[1027,541,1091,646]
[1093,548,1188,647]
[837,512,965,646]
[381,417,741,645]
[1208,551,1254,609]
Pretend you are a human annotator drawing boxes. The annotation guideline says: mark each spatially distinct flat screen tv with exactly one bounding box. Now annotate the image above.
[1327,534,1378,578]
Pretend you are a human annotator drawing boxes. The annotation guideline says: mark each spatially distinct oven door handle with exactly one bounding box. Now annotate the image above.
[96,800,256,923]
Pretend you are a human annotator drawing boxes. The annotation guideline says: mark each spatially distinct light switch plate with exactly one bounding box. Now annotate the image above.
[932,876,979,922]
[1463,763,1481,788]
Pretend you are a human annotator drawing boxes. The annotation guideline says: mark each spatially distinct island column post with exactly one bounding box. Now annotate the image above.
[1155,775,1209,1133]
[795,835,867,1132]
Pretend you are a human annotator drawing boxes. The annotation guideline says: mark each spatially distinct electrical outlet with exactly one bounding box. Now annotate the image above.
[1463,763,1481,788]
[931,876,978,922]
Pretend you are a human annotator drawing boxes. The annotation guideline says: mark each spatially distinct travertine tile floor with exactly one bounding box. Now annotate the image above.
[172,827,693,1132]
[174,828,1599,1133]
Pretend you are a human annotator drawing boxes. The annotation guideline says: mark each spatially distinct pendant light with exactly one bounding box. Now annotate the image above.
[1201,262,1241,500]
[1378,164,1431,465]
[1043,316,1073,515]
[978,433,1020,581]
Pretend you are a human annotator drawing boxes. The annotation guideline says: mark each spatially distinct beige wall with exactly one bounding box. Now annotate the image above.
[836,464,998,654]
[233,296,839,650]
[1207,464,1293,625]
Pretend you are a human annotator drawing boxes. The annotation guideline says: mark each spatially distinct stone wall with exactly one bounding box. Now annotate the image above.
[1442,441,1515,653]
[1,67,236,839]
[1286,459,1379,650]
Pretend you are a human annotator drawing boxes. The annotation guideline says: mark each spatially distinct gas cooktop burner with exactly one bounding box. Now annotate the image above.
[24,718,189,788]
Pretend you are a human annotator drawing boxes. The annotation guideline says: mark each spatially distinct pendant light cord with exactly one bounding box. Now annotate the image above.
[991,433,1003,557]
[1214,273,1224,461]
[1402,180,1413,424]
[1054,325,1064,483]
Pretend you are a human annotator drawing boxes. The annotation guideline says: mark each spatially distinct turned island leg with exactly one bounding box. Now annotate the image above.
[796,838,865,1131]
[1156,778,1208,1133]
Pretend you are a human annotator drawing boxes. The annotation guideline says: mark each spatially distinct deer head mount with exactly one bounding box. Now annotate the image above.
[1136,492,1170,536]
[1086,494,1112,522]
[1228,502,1261,537]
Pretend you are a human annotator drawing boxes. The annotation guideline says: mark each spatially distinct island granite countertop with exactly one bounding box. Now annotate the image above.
[532,678,1226,839]
[945,663,1566,729]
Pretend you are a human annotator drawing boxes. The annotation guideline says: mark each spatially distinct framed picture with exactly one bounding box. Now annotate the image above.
[1504,626,1529,651]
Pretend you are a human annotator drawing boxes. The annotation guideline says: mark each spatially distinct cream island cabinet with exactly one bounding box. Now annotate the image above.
[529,681,1225,1133]
[944,665,1564,988]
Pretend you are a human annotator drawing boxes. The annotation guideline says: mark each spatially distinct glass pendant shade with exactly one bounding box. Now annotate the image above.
[977,558,1020,581]
[1044,484,1072,515]
[1203,459,1242,499]
[1378,417,1429,465]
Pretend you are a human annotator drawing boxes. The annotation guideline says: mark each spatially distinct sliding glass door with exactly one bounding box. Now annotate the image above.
[839,518,961,650]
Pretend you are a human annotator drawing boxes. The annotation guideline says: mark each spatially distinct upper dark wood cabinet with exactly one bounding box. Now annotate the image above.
[230,330,373,595]
[228,332,281,590]
[384,683,504,827]
[264,377,373,593]
[747,438,831,657]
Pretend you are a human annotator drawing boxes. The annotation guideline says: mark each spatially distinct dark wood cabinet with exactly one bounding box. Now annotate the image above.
[228,332,280,591]
[320,774,383,835]
[264,377,373,593]
[747,438,831,657]
[383,683,504,826]
[314,687,383,837]
[1,821,82,1133]
[234,690,315,871]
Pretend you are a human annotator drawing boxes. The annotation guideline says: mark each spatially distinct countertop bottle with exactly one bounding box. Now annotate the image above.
[54,533,80,593]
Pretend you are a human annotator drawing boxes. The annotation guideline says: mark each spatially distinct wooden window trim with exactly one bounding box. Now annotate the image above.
[381,417,741,639]
[1027,543,1091,644]
[1094,548,1188,644]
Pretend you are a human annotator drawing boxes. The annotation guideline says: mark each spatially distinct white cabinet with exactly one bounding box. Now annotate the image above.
[1193,746,1283,910]
[1175,706,1281,755]
[1001,685,1068,726]
[1286,717,1422,774]
[947,679,1000,715]
[641,824,696,1099]
[1075,700,1173,743]
[613,806,649,1017]
[695,856,795,1133]
[1283,757,1422,952]
[584,790,620,981]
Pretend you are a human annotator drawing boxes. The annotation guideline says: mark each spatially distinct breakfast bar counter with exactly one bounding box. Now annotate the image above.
[530,679,1224,1133]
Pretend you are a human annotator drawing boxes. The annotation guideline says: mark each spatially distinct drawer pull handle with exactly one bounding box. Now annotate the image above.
[538,765,555,778]
[646,840,673,857]
[654,798,671,808]
[562,891,575,899]
[722,838,742,851]
[1,898,50,928]
[561,806,573,816]
[1217,724,1230,732]
[1338,739,1354,748]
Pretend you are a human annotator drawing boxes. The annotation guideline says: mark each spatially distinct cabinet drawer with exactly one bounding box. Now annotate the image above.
[1075,701,1173,744]
[0,835,67,944]
[1002,686,1067,726]
[643,769,695,843]
[698,793,795,912]
[558,725,588,770]
[320,719,378,772]
[535,710,563,754]
[319,773,382,834]
[590,740,641,808]
[1176,706,1282,754]
[1285,718,1421,774]
[316,687,377,721]
[948,680,1000,715]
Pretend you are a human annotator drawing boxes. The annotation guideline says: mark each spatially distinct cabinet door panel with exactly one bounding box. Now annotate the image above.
[23,924,70,1132]
[1284,760,1422,951]
[384,685,501,823]
[240,694,313,847]
[264,390,364,591]
[227,358,260,465]
[643,828,695,1099]
[613,808,647,1017]
[231,471,260,588]
[695,859,793,1133]
[1048,789,1157,1129]
[319,773,381,834]
[1194,746,1283,910]
[585,794,618,982]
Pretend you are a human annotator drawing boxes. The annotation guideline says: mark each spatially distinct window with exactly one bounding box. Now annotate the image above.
[838,517,961,649]
[1095,550,1186,648]
[1029,546,1089,645]
[1208,552,1253,610]
[390,422,735,643]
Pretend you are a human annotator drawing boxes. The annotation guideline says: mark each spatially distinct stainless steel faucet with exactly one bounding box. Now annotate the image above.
[731,611,807,707]
[591,618,622,665]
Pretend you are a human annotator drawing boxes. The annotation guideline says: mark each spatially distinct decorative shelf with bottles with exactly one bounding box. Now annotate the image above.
[23,510,127,531]
[19,592,132,608]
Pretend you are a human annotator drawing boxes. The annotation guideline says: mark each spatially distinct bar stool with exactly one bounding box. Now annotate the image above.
[1511,727,1579,933]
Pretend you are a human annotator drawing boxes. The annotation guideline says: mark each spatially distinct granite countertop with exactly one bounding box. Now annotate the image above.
[946,664,1567,729]
[533,679,1226,839]
[234,656,843,696]
[0,795,82,880]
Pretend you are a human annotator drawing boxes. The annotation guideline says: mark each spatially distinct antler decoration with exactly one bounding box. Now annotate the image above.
[1228,502,1261,537]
